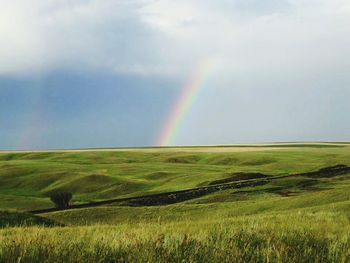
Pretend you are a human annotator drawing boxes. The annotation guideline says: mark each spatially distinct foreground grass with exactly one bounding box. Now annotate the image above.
[1,212,349,263]
[1,144,350,262]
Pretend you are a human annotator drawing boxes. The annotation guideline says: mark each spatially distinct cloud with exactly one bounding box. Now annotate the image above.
[0,0,349,82]
[0,0,168,76]
[139,0,350,84]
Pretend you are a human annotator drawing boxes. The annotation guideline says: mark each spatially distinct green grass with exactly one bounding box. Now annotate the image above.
[0,213,349,262]
[0,211,59,228]
[1,143,350,211]
[0,143,350,262]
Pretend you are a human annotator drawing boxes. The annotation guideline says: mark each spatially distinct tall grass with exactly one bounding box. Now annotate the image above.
[1,212,349,263]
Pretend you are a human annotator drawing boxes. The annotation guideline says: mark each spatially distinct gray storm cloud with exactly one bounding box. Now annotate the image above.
[1,0,349,79]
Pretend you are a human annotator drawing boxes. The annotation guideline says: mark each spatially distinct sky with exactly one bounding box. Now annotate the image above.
[0,0,349,149]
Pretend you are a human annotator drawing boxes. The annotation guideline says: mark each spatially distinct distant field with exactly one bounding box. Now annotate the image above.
[1,143,350,211]
[1,143,350,262]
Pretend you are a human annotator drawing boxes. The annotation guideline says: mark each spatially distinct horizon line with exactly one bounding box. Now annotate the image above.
[0,141,349,153]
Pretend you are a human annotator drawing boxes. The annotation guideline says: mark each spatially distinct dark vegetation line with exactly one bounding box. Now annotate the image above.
[29,165,350,214]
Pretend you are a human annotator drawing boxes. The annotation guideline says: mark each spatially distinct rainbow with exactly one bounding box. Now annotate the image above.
[156,61,213,146]
[16,86,46,150]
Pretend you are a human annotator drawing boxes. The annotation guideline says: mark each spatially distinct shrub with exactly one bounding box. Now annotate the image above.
[49,192,73,208]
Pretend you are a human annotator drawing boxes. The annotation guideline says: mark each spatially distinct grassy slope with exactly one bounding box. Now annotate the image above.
[1,143,350,262]
[0,210,59,228]
[44,173,350,226]
[1,143,350,211]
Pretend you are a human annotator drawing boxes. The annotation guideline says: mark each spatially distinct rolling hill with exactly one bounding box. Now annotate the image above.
[1,143,350,262]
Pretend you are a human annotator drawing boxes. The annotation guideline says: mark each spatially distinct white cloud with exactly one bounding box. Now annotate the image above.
[0,0,349,81]
[0,1,44,74]
[0,0,167,75]
[139,0,350,82]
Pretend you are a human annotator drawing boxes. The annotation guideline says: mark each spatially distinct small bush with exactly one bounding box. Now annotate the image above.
[49,192,73,208]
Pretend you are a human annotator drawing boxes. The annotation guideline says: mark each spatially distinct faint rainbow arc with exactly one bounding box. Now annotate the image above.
[16,85,46,150]
[156,61,213,146]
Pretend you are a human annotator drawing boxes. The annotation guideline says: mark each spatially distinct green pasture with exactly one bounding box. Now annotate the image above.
[0,143,349,211]
[1,143,350,262]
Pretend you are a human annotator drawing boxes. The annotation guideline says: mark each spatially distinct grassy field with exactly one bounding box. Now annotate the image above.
[0,143,350,262]
[1,214,349,262]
